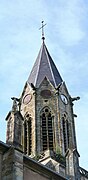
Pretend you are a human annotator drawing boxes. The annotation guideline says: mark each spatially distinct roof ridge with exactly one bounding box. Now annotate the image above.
[44,44,57,87]
[34,43,43,86]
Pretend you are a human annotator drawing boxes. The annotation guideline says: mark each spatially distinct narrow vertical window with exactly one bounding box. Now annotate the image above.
[62,116,69,153]
[42,113,47,151]
[29,118,32,155]
[48,113,53,150]
[62,117,67,152]
[24,121,27,154]
[42,108,53,151]
[66,120,69,148]
[24,115,32,155]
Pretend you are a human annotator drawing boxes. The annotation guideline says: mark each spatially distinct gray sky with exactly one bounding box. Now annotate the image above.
[0,0,88,170]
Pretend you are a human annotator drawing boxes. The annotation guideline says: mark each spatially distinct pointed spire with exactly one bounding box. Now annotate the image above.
[27,41,63,88]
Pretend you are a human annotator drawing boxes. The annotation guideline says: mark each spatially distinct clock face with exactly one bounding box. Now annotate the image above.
[23,94,32,105]
[60,94,68,105]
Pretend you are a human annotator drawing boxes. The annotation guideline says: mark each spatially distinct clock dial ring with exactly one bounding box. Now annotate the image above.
[23,94,32,105]
[60,94,68,105]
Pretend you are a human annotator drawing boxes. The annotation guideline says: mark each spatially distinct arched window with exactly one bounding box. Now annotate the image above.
[24,114,32,155]
[41,108,53,151]
[62,115,69,153]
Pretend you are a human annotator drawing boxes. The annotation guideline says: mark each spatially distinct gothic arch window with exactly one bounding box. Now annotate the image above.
[24,113,32,155]
[62,113,69,153]
[41,107,54,151]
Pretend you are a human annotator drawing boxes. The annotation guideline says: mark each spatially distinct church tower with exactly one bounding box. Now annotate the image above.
[6,31,80,179]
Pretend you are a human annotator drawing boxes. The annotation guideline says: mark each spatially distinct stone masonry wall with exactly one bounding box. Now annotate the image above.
[21,83,36,155]
[2,147,23,180]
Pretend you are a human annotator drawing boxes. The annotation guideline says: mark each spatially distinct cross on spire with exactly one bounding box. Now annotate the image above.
[39,21,46,41]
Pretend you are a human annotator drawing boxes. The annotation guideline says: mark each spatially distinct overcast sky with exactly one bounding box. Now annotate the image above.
[0,0,88,170]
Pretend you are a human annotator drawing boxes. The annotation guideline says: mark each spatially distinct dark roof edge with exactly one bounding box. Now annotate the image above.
[24,155,67,180]
[0,141,10,152]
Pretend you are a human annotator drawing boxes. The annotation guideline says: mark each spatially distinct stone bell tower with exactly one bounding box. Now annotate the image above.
[6,36,80,179]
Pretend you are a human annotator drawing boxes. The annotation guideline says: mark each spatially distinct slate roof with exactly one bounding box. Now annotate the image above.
[27,41,63,88]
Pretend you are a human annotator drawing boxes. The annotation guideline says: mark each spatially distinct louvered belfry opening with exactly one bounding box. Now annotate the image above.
[42,112,47,150]
[42,108,53,151]
[48,112,53,150]
[62,116,69,153]
[24,114,32,155]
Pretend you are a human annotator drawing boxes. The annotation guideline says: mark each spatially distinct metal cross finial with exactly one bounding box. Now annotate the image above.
[39,21,46,41]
